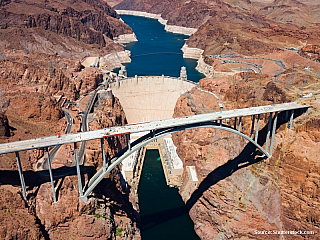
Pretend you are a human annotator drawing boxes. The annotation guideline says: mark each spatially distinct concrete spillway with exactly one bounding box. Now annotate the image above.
[110,76,197,123]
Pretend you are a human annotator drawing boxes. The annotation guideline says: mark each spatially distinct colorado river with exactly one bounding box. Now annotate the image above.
[119,15,201,239]
[139,150,199,240]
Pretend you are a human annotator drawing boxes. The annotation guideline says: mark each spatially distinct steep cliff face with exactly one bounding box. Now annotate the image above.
[0,0,140,238]
[0,187,46,239]
[114,0,320,56]
[172,73,320,239]
[0,0,132,51]
[0,113,10,137]
[0,92,140,239]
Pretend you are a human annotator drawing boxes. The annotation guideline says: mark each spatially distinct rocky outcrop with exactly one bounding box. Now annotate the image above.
[0,0,133,57]
[115,0,320,57]
[172,73,320,239]
[181,44,203,59]
[195,55,214,78]
[114,33,138,44]
[0,113,10,137]
[0,1,140,238]
[259,0,315,27]
[0,187,45,239]
[300,44,320,62]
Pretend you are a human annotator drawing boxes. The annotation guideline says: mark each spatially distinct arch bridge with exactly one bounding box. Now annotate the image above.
[0,102,310,203]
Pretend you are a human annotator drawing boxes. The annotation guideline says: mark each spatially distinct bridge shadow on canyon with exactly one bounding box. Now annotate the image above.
[0,108,307,225]
[0,165,140,225]
[185,109,306,212]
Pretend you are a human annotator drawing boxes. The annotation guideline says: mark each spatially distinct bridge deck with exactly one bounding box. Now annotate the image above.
[0,102,309,154]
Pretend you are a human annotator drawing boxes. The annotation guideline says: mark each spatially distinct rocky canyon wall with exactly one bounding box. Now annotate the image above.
[0,0,141,239]
[172,73,320,239]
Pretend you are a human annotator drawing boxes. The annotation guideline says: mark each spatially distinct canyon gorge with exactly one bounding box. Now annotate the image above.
[0,0,319,239]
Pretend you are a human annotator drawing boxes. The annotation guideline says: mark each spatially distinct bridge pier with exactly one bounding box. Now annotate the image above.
[288,110,294,129]
[126,134,131,151]
[0,102,310,203]
[250,115,256,138]
[101,138,107,171]
[265,113,273,151]
[74,143,86,202]
[238,117,242,132]
[45,147,57,203]
[255,114,261,143]
[269,112,278,155]
[15,152,27,202]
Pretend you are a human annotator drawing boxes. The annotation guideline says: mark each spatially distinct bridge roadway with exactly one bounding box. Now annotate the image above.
[0,102,308,154]
[1,101,310,202]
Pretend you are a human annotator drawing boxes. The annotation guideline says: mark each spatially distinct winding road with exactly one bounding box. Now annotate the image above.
[73,87,100,166]
[36,108,73,171]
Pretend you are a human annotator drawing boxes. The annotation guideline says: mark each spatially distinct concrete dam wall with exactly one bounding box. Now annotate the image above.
[110,76,197,123]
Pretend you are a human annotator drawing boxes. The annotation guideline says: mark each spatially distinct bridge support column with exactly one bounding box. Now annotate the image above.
[15,152,27,202]
[238,117,242,132]
[255,114,260,142]
[269,112,278,156]
[250,115,256,138]
[265,113,273,152]
[126,134,131,151]
[287,110,294,129]
[135,75,138,84]
[74,142,86,202]
[151,130,155,138]
[234,117,237,129]
[45,147,57,203]
[101,138,107,171]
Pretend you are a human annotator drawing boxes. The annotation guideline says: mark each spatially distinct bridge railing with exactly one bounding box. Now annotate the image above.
[0,102,311,203]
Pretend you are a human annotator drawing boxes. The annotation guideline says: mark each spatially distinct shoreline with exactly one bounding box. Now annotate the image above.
[114,10,209,78]
[115,10,197,36]
[114,33,138,44]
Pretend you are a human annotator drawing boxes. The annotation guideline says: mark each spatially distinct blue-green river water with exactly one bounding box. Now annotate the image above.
[119,15,201,239]
[119,15,204,82]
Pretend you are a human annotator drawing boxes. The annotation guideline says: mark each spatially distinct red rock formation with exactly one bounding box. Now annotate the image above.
[0,0,140,238]
[300,44,320,62]
[115,0,320,55]
[172,74,320,239]
[0,187,46,239]
[0,112,9,137]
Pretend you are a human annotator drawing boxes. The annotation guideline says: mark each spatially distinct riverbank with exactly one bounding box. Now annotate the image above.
[116,10,197,36]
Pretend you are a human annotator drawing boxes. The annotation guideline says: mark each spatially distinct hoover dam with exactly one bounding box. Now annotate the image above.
[110,73,197,123]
